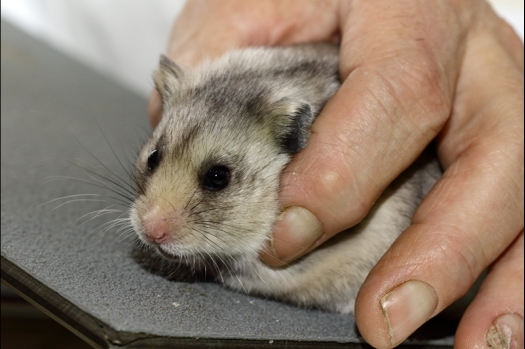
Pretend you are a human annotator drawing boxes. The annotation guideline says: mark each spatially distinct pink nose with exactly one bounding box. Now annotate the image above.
[145,232,168,244]
[143,217,169,244]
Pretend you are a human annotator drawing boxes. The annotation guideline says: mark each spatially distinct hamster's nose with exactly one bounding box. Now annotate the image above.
[141,204,184,244]
[145,231,168,244]
[142,215,169,244]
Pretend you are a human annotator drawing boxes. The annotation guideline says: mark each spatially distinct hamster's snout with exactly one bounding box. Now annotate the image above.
[144,224,168,244]
[141,205,184,245]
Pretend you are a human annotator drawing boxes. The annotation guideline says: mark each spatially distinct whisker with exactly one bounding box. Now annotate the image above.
[76,207,125,225]
[62,122,137,195]
[72,159,137,200]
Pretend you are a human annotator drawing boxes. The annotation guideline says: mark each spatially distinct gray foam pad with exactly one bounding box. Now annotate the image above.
[1,21,455,348]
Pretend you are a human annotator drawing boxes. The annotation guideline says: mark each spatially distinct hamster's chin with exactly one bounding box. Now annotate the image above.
[156,246,181,261]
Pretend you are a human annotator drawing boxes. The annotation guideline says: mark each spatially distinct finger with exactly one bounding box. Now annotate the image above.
[165,0,339,66]
[455,231,524,349]
[164,0,248,67]
[148,89,162,128]
[355,145,523,347]
[355,10,524,348]
[262,0,464,265]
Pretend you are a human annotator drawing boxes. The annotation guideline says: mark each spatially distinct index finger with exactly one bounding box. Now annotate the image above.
[263,0,464,264]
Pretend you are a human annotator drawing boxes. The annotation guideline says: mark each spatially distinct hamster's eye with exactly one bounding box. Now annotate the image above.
[147,149,160,171]
[202,165,230,191]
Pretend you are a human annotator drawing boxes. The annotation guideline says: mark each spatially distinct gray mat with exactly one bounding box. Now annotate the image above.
[1,21,455,348]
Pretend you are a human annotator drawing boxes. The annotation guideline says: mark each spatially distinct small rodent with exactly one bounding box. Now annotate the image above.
[131,43,441,314]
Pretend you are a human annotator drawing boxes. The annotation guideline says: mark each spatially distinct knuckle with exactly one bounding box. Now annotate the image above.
[399,52,451,119]
[315,162,371,224]
[301,143,374,229]
[367,50,452,138]
[417,224,482,292]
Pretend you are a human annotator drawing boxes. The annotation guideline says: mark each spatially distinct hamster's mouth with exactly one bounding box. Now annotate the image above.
[156,246,180,261]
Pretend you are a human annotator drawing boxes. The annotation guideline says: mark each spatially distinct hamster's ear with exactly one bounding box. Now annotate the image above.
[271,100,315,154]
[153,55,184,107]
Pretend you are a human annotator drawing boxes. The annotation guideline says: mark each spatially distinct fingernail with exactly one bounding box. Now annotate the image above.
[380,280,438,347]
[270,206,324,262]
[487,313,524,349]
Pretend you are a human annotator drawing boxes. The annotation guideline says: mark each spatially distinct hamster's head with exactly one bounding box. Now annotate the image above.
[131,54,315,267]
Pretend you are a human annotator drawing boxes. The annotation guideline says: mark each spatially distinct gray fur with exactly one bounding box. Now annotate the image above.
[131,44,441,314]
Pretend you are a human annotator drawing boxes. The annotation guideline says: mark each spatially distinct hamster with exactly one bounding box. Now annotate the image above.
[130,43,441,314]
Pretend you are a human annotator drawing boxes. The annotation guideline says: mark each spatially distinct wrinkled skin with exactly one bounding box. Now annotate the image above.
[148,1,524,348]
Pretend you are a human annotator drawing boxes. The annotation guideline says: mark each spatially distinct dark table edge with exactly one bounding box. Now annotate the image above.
[1,256,454,349]
[0,256,354,348]
[2,256,110,348]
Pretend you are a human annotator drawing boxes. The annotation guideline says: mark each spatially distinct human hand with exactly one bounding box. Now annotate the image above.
[148,1,524,348]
